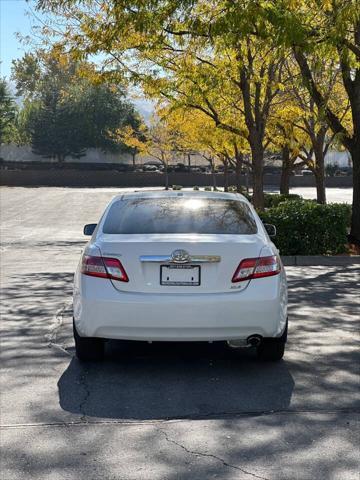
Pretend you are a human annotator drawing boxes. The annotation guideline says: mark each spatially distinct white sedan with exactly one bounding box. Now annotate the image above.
[73,191,288,361]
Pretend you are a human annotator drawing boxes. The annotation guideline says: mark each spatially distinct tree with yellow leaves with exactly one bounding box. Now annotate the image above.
[35,0,360,242]
[34,1,284,209]
[159,103,251,191]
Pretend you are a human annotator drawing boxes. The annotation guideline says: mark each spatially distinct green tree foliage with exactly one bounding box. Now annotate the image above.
[69,81,138,154]
[11,50,141,161]
[28,88,87,161]
[0,79,16,144]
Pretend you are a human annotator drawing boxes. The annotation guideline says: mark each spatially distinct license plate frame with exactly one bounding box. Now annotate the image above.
[160,264,201,286]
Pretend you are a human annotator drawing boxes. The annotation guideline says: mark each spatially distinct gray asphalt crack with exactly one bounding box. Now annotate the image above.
[158,428,269,480]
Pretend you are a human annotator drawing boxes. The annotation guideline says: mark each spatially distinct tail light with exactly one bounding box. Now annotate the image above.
[232,255,280,282]
[81,255,129,282]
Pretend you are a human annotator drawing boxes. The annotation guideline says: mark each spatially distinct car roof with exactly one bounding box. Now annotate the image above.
[112,190,250,203]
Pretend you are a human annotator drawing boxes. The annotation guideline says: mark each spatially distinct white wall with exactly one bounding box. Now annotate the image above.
[0,144,210,166]
[0,144,133,164]
[1,143,352,168]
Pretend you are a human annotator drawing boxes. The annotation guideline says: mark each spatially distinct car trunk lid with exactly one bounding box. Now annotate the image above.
[98,233,265,294]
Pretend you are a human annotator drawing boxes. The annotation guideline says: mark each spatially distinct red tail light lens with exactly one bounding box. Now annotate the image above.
[81,255,129,282]
[232,255,280,282]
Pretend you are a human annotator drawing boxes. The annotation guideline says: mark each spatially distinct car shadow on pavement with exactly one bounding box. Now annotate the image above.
[57,264,360,421]
[58,342,295,420]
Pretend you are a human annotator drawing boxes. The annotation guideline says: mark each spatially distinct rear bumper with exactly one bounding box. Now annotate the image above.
[73,271,287,341]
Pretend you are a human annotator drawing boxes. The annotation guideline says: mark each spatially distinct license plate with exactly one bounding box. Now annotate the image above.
[160,265,200,286]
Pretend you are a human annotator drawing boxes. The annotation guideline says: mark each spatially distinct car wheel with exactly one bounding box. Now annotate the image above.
[73,319,104,361]
[257,320,287,361]
[257,341,285,361]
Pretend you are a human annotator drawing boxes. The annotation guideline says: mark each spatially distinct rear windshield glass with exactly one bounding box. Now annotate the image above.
[102,197,257,235]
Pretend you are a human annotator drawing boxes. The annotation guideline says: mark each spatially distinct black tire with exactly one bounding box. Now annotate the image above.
[257,341,285,361]
[257,320,287,361]
[73,320,104,361]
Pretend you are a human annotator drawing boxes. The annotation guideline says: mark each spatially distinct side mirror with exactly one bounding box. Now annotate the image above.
[264,223,276,238]
[83,223,97,236]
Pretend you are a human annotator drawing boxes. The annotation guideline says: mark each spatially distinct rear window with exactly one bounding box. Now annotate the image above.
[102,197,257,235]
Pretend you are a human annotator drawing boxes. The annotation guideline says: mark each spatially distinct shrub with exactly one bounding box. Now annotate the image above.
[172,185,183,190]
[259,201,351,255]
[193,186,200,190]
[263,193,302,208]
[204,186,212,191]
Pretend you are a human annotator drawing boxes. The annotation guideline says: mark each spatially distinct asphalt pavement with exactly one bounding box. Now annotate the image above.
[0,187,359,479]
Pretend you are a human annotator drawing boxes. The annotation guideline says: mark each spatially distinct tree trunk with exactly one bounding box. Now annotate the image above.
[164,163,169,190]
[210,158,217,191]
[314,171,326,204]
[132,151,136,167]
[245,161,250,193]
[349,143,360,246]
[235,151,243,193]
[280,146,291,195]
[280,166,291,195]
[251,143,264,209]
[162,152,169,190]
[314,145,326,204]
[223,158,229,192]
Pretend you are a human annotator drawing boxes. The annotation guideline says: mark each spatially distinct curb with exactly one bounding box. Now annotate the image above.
[281,256,360,266]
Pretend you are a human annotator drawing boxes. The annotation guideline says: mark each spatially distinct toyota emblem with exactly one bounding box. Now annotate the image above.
[170,249,191,263]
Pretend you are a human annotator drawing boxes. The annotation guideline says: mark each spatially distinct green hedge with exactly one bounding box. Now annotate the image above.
[259,201,351,255]
[263,193,302,208]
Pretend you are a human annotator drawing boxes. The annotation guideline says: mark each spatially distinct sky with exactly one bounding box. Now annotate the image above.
[0,0,38,80]
[0,0,154,118]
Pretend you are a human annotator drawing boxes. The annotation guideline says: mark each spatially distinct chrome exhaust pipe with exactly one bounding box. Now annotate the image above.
[246,335,262,347]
